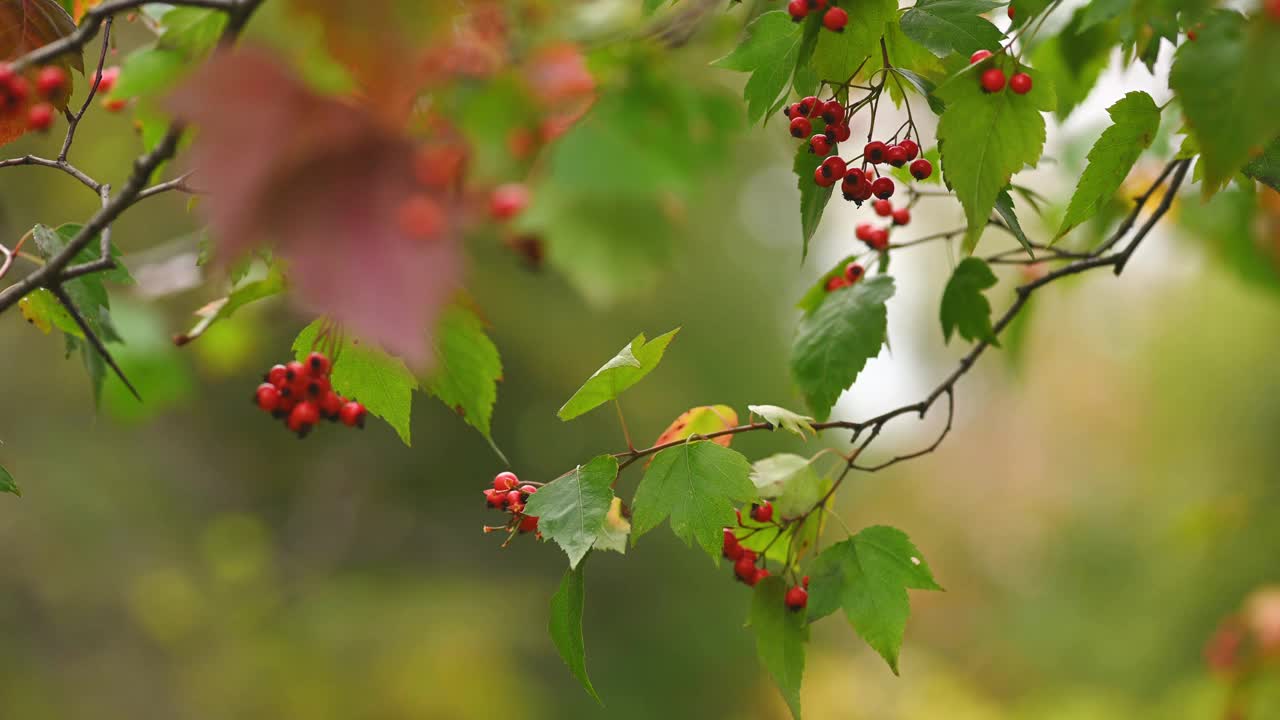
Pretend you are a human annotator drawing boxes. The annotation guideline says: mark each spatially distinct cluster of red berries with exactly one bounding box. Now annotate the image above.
[969,50,1032,95]
[253,352,368,437]
[0,64,69,133]
[787,0,848,32]
[482,471,541,535]
[786,94,852,146]
[825,261,866,292]
[722,501,810,610]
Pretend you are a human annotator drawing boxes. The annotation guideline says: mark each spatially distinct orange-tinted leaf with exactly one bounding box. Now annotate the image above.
[0,0,82,71]
[72,0,101,22]
[650,405,740,458]
[169,49,462,368]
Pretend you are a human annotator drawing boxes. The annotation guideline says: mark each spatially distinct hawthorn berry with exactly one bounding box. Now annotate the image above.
[789,116,812,139]
[819,155,847,180]
[833,123,852,142]
[885,144,908,167]
[484,488,505,508]
[787,0,809,21]
[0,73,28,113]
[92,66,119,94]
[284,361,307,384]
[844,262,865,283]
[910,157,933,180]
[969,49,993,64]
[306,351,332,376]
[869,228,890,250]
[490,183,530,221]
[1186,29,1197,41]
[288,402,320,437]
[101,97,128,113]
[255,383,280,412]
[27,103,53,132]
[803,575,810,588]
[814,165,838,188]
[751,501,775,523]
[752,568,771,585]
[494,471,520,491]
[898,138,920,161]
[785,585,809,611]
[820,99,845,125]
[1007,5,1015,18]
[35,66,67,101]
[340,401,368,428]
[871,176,895,199]
[981,67,1007,93]
[825,275,851,292]
[809,133,832,155]
[873,199,893,217]
[320,391,345,419]
[823,6,849,32]
[785,102,802,119]
[734,554,758,583]
[798,96,821,118]
[893,207,911,226]
[1010,72,1032,95]
[864,140,888,164]
[505,490,525,513]
[855,223,875,242]
[518,515,540,533]
[724,528,744,560]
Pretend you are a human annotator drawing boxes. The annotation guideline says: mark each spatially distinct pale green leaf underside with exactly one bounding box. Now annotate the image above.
[558,328,679,421]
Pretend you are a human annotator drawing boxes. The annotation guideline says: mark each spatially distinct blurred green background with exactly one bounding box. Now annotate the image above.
[2,5,1279,719]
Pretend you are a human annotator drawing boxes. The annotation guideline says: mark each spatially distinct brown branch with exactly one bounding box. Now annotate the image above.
[49,284,140,401]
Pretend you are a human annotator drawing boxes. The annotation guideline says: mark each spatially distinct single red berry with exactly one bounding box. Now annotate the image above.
[255,383,280,412]
[869,228,890,250]
[813,165,837,188]
[864,141,888,164]
[284,361,308,384]
[803,575,810,588]
[855,223,875,242]
[823,6,849,31]
[723,528,744,560]
[871,176,895,199]
[26,103,53,132]
[910,157,933,180]
[267,364,288,387]
[734,554,758,583]
[493,471,519,491]
[287,402,320,436]
[484,488,505,508]
[92,66,119,94]
[35,66,67,100]
[785,586,809,610]
[809,133,832,155]
[844,262,865,283]
[789,116,812,139]
[1186,29,1197,41]
[834,123,852,142]
[787,0,809,21]
[505,490,525,513]
[981,67,1007,93]
[1,74,28,112]
[873,199,893,217]
[825,275,851,292]
[1010,72,1032,94]
[885,144,908,167]
[969,49,993,64]
[1007,5,1015,18]
[490,183,529,221]
[751,501,775,523]
[320,391,345,419]
[898,139,920,161]
[798,95,820,118]
[820,155,847,180]
[519,484,538,498]
[785,102,803,119]
[306,352,332,376]
[820,99,845,125]
[893,207,911,226]
[752,568,771,586]
[101,97,128,113]
[518,515,540,533]
[339,401,367,428]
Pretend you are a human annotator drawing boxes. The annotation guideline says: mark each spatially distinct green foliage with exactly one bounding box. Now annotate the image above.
[748,404,817,440]
[937,61,1055,253]
[900,0,1006,58]
[524,455,620,569]
[631,441,755,560]
[807,526,941,673]
[0,464,18,497]
[1030,9,1117,121]
[1178,184,1280,292]
[713,12,807,124]
[1170,10,1280,196]
[940,258,999,344]
[112,8,228,100]
[293,321,418,446]
[790,275,894,421]
[751,576,809,719]
[1243,137,1280,192]
[548,561,601,705]
[31,224,125,342]
[1057,92,1161,241]
[750,454,825,518]
[810,0,898,85]
[422,304,502,442]
[558,329,679,421]
[796,253,862,315]
[795,141,834,260]
[993,188,1033,254]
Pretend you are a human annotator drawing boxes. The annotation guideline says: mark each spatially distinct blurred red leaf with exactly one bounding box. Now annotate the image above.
[169,49,462,368]
[0,0,82,147]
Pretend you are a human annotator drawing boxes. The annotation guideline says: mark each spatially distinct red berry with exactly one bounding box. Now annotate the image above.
[820,155,847,180]
[35,66,67,100]
[519,515,540,533]
[723,528,744,560]
[751,501,775,523]
[785,586,809,610]
[484,488,505,508]
[787,0,809,20]
[267,364,288,387]
[284,360,308,384]
[969,49,993,64]
[490,183,529,221]
[505,490,524,513]
[855,223,875,242]
[1010,72,1032,94]
[26,103,53,132]
[92,66,119,94]
[734,555,758,583]
[873,199,893,217]
[809,133,832,155]
[255,383,280,412]
[320,391,345,419]
[869,228,890,250]
[898,139,920,161]
[823,6,848,32]
[844,262,865,283]
[885,144,908,167]
[803,575,810,588]
[820,99,845,125]
[789,116,812,139]
[892,207,911,226]
[493,471,519,491]
[519,484,538,497]
[871,176,895,199]
[785,102,802,119]
[751,568,771,585]
[910,158,933,180]
[1,73,28,113]
[1186,29,1197,41]
[864,141,888,164]
[814,165,837,188]
[1007,5,1015,18]
[825,275,851,292]
[339,401,367,428]
[101,97,127,113]
[981,67,1007,93]
[287,401,320,436]
[306,352,332,376]
[798,96,820,118]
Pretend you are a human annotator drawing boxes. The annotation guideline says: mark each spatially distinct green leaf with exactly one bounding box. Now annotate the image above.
[1170,11,1280,196]
[891,147,942,186]
[806,526,941,674]
[293,320,418,445]
[423,304,502,441]
[548,561,602,705]
[112,47,187,98]
[810,0,898,84]
[524,455,619,569]
[1056,91,1162,240]
[900,0,1006,58]
[749,404,817,439]
[1030,9,1117,121]
[631,441,756,560]
[20,287,84,338]
[713,12,805,124]
[993,188,1033,254]
[790,275,895,421]
[0,465,19,497]
[558,329,679,421]
[1178,185,1280,292]
[593,498,631,555]
[936,61,1055,252]
[1243,136,1280,191]
[795,139,834,260]
[31,224,125,341]
[750,454,825,518]
[796,253,863,315]
[157,7,229,56]
[179,266,286,342]
[940,257,999,344]
[751,576,809,719]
